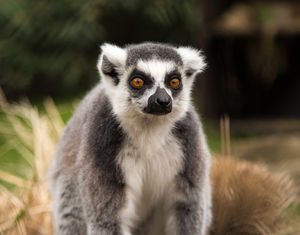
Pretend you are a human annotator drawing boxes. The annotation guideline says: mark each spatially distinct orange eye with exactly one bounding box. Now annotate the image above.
[169,78,180,88]
[131,78,144,88]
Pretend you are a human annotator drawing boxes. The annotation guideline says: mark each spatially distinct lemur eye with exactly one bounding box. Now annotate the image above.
[169,78,180,88]
[131,78,144,88]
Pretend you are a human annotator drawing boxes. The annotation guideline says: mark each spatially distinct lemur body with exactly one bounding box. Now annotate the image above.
[50,42,212,235]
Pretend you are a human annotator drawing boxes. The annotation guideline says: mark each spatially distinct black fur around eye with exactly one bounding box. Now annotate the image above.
[129,70,154,88]
[165,73,182,97]
[128,70,154,97]
[166,73,182,90]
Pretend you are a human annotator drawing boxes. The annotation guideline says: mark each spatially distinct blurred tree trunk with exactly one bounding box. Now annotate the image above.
[193,0,230,118]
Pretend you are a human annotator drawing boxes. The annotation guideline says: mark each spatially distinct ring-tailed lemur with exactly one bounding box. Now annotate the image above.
[50,42,212,235]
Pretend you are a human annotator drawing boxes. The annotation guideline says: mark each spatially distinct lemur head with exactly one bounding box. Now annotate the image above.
[97,42,205,124]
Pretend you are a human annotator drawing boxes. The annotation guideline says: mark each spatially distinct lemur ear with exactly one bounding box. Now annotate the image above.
[97,43,127,85]
[177,47,206,78]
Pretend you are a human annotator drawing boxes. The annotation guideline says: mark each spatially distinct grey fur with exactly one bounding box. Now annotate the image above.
[172,110,211,234]
[51,86,126,235]
[126,42,183,67]
[50,42,211,235]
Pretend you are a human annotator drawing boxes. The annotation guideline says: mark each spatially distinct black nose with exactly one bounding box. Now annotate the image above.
[144,88,172,115]
[156,96,171,107]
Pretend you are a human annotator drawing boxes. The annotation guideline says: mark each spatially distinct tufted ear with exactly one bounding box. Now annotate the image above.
[97,43,127,85]
[177,47,206,78]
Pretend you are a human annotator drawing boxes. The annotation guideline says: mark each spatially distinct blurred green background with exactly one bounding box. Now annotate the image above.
[1,0,300,119]
[0,0,198,100]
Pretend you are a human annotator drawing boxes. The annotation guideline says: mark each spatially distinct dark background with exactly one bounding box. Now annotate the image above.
[1,0,300,118]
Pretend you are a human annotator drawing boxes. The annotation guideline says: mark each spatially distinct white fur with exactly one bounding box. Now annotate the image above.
[176,47,206,73]
[98,43,127,71]
[118,126,184,235]
[136,60,176,88]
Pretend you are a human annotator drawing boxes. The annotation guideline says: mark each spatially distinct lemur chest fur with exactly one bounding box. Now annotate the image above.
[118,131,183,229]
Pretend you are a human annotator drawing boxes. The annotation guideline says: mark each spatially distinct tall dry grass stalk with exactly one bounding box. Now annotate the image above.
[220,114,231,157]
[0,94,65,235]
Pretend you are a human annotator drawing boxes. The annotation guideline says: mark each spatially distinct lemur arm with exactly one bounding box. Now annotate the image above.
[77,96,128,235]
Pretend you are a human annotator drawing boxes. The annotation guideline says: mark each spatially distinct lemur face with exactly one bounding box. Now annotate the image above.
[98,43,205,120]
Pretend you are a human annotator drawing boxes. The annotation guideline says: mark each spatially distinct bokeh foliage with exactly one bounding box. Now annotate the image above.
[0,0,199,99]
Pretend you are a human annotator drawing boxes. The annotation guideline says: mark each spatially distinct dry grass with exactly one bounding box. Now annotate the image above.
[0,96,64,235]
